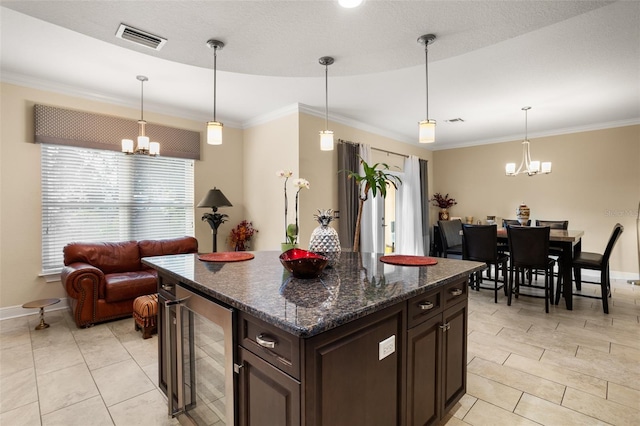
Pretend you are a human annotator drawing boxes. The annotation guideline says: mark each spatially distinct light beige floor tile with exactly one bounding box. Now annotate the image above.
[562,386,640,425]
[26,310,70,333]
[0,316,31,333]
[0,343,34,378]
[109,389,179,426]
[42,395,113,426]
[91,358,155,407]
[440,413,472,425]
[463,399,539,426]
[122,334,159,367]
[610,341,640,361]
[33,342,85,376]
[514,393,608,425]
[142,362,160,388]
[77,335,132,371]
[467,315,504,335]
[37,363,99,415]
[450,393,477,420]
[607,382,640,411]
[466,372,522,412]
[71,323,116,345]
[0,367,38,413]
[0,325,31,351]
[497,326,578,356]
[528,323,611,353]
[468,357,566,404]
[467,311,532,333]
[504,353,607,398]
[576,345,640,377]
[0,400,41,426]
[467,330,544,361]
[29,320,76,350]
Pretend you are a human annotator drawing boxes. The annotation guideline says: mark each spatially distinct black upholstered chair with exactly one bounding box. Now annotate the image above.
[507,226,556,313]
[535,220,569,230]
[438,219,463,258]
[503,218,531,227]
[564,223,624,314]
[462,224,509,303]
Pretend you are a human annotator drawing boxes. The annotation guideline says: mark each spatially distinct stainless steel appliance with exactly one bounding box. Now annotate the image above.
[161,283,235,425]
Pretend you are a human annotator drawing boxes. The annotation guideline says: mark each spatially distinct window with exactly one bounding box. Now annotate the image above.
[41,144,194,273]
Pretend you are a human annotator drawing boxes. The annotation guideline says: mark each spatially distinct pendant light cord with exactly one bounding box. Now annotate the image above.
[325,63,329,130]
[140,78,145,122]
[424,44,429,120]
[213,46,218,122]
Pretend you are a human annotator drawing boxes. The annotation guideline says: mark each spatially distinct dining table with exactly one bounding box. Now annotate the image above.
[496,228,584,310]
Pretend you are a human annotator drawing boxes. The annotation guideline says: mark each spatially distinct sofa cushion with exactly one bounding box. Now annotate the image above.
[64,241,141,274]
[139,236,198,269]
[104,271,157,303]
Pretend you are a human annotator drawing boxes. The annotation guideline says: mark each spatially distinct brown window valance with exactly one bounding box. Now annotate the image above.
[34,104,201,160]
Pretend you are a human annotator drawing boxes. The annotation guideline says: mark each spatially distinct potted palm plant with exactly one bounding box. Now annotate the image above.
[346,157,401,252]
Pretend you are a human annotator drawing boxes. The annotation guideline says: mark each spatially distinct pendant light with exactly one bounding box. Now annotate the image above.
[505,107,552,176]
[319,56,334,151]
[417,34,436,143]
[206,39,224,145]
[121,75,160,156]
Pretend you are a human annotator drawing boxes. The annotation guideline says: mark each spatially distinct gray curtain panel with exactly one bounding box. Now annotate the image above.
[337,140,359,250]
[419,159,431,256]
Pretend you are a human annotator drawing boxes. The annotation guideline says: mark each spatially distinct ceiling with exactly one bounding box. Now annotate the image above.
[1,1,639,149]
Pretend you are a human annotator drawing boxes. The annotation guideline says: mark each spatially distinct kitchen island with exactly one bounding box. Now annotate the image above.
[143,251,484,426]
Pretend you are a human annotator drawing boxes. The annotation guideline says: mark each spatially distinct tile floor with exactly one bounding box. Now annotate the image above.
[0,278,638,426]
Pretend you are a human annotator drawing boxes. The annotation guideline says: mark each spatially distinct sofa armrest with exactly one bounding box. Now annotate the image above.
[61,262,104,327]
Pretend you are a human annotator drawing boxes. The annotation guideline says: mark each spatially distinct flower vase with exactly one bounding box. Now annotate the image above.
[438,208,450,221]
[516,203,530,225]
[281,243,298,252]
[235,241,247,251]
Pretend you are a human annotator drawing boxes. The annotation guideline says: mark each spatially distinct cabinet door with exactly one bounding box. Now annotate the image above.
[407,314,442,426]
[237,346,300,426]
[441,300,468,413]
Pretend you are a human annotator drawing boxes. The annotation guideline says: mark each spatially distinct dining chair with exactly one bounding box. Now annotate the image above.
[535,220,569,277]
[438,219,463,258]
[507,226,556,313]
[462,224,509,303]
[502,219,531,227]
[563,223,624,314]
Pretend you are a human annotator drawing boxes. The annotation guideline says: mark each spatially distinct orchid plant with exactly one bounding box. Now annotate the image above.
[277,170,310,245]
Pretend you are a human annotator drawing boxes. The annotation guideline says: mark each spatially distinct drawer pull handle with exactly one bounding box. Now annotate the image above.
[256,333,277,349]
[450,288,463,296]
[161,284,174,291]
[419,301,434,311]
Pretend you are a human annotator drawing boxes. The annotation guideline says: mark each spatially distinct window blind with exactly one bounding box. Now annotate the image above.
[41,144,194,273]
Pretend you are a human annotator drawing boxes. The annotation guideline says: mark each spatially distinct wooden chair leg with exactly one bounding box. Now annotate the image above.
[574,266,582,290]
[601,269,609,314]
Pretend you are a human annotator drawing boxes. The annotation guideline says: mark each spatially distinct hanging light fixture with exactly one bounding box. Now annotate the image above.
[505,107,552,176]
[319,56,335,151]
[121,75,160,156]
[418,34,436,143]
[206,39,224,145]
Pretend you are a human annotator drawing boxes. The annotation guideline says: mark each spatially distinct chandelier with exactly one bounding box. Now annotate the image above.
[505,107,551,176]
[319,56,335,151]
[121,75,159,156]
[418,34,436,143]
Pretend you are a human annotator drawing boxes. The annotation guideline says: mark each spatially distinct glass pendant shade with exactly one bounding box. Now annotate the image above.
[505,163,516,175]
[137,134,150,151]
[320,130,334,151]
[149,142,160,156]
[122,139,134,154]
[419,119,436,143]
[207,121,223,145]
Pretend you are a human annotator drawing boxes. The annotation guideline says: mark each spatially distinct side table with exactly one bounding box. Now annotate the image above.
[22,298,60,330]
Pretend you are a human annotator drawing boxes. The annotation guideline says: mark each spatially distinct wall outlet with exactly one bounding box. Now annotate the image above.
[378,335,396,360]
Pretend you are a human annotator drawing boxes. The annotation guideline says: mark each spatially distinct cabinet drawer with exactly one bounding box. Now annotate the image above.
[157,274,177,297]
[407,287,443,328]
[237,312,300,380]
[444,280,468,307]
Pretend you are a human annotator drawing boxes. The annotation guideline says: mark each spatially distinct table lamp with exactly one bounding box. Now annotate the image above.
[197,188,232,252]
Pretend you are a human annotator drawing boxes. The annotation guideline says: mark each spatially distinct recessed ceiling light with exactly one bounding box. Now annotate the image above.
[339,0,364,8]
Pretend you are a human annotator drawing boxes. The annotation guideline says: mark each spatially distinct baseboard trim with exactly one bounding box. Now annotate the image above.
[0,297,69,321]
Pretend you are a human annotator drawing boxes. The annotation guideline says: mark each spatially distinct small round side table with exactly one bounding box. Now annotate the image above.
[22,298,60,330]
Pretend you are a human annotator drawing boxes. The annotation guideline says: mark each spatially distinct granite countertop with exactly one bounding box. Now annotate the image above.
[142,251,484,338]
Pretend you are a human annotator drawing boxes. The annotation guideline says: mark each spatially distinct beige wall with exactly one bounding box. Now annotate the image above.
[432,125,640,276]
[0,82,244,308]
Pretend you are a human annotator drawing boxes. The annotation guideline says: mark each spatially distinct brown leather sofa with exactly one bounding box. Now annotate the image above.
[61,236,198,327]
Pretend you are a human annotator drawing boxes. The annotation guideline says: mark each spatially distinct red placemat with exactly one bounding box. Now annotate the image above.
[198,252,255,262]
[379,255,438,266]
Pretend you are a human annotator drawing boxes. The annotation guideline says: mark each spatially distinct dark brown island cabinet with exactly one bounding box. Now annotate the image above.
[146,251,481,426]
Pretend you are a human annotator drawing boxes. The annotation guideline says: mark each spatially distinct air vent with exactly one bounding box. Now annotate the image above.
[445,118,465,123]
[116,24,167,51]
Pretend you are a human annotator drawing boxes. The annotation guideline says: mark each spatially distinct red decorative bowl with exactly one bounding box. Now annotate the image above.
[279,249,329,279]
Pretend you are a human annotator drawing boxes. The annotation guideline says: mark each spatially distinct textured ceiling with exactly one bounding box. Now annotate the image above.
[1,1,638,149]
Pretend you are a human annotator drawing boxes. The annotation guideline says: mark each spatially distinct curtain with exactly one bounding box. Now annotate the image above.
[419,159,431,256]
[396,155,424,255]
[337,141,359,250]
[359,144,384,253]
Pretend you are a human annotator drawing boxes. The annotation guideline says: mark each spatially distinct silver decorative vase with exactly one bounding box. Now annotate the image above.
[309,209,341,267]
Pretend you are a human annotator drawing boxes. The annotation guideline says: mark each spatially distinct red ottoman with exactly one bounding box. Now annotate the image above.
[133,294,158,339]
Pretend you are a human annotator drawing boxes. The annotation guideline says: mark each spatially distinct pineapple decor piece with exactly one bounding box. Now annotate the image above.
[309,209,341,267]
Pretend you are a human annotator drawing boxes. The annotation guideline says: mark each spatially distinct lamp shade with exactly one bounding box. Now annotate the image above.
[207,121,223,145]
[419,119,436,143]
[197,188,232,209]
[319,130,334,151]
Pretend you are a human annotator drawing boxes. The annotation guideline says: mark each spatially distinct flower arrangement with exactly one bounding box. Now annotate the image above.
[228,220,258,251]
[277,170,310,245]
[429,193,457,209]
